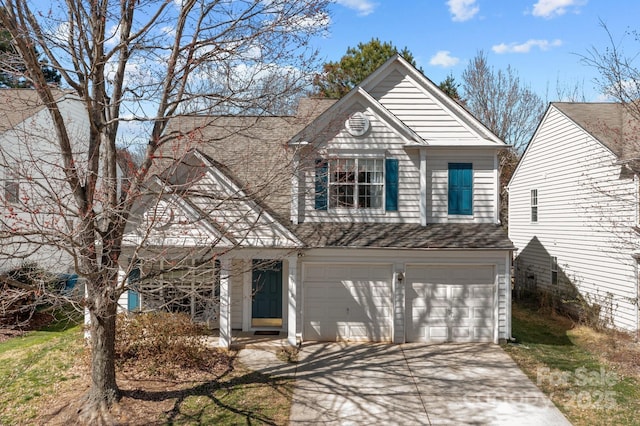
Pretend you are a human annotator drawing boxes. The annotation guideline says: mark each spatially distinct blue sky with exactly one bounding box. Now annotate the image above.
[318,0,640,101]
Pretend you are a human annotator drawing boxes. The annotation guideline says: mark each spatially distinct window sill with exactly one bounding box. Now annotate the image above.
[327,208,387,216]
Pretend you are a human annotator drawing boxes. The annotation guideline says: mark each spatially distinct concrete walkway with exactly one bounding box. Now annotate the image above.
[237,342,571,425]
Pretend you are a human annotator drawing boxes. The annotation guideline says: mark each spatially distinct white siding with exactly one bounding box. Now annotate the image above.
[0,96,88,272]
[428,150,497,223]
[231,259,243,328]
[509,106,639,331]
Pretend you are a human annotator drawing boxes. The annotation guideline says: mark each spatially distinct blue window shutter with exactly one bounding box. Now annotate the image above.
[385,158,399,211]
[127,266,141,311]
[448,163,472,215]
[315,159,328,210]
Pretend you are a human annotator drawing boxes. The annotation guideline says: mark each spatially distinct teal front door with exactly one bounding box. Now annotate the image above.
[252,260,283,327]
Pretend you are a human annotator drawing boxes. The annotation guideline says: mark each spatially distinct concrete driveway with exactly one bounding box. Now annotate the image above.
[288,342,571,425]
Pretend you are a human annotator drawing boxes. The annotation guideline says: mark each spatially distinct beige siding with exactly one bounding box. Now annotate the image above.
[428,150,496,223]
[369,69,477,142]
[509,106,638,331]
[300,107,422,223]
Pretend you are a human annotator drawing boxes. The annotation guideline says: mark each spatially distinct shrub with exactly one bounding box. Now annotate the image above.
[115,311,217,377]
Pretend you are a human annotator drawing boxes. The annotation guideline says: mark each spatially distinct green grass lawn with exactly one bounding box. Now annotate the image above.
[0,318,84,424]
[0,313,293,425]
[504,302,640,426]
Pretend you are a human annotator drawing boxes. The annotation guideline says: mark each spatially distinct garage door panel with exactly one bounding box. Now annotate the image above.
[303,263,393,342]
[472,285,494,298]
[452,327,471,339]
[452,307,470,319]
[474,327,493,339]
[473,307,493,319]
[407,265,495,343]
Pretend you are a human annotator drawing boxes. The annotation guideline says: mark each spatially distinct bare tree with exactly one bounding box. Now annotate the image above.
[462,50,545,153]
[581,21,640,120]
[0,0,329,421]
[461,51,545,227]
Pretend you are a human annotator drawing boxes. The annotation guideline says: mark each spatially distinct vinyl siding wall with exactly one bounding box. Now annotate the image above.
[0,97,88,272]
[298,118,498,224]
[368,68,477,142]
[428,150,497,223]
[299,106,422,223]
[509,106,639,331]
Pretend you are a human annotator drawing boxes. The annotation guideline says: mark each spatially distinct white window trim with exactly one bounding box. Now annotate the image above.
[530,189,538,223]
[327,157,386,212]
[4,179,19,204]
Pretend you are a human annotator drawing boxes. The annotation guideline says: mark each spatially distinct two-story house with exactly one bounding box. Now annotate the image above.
[509,102,640,333]
[121,55,514,348]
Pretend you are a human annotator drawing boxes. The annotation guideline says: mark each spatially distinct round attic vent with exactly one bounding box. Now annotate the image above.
[345,112,369,136]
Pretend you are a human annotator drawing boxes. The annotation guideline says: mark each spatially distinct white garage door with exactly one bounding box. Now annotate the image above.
[303,263,393,342]
[407,265,495,343]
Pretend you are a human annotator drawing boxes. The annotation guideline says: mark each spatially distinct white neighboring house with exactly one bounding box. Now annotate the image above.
[0,89,88,274]
[122,55,514,348]
[508,102,640,332]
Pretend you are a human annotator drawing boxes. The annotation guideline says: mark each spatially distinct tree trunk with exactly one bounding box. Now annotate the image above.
[79,283,120,424]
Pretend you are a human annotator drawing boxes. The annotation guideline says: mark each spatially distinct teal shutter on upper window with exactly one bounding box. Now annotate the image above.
[385,158,398,211]
[448,163,473,215]
[315,159,328,210]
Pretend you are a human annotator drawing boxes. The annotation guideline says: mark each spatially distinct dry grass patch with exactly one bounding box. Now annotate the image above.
[504,302,640,426]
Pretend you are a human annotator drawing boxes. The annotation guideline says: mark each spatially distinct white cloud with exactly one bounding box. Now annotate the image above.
[492,39,562,54]
[335,0,377,16]
[104,24,121,47]
[447,0,479,22]
[531,0,586,19]
[429,50,460,67]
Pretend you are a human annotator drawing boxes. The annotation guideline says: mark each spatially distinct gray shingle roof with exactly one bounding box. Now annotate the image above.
[0,89,69,133]
[553,102,640,162]
[294,223,514,249]
[158,99,336,222]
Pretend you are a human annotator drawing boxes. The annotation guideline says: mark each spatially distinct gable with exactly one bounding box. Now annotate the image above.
[125,150,302,249]
[367,68,477,143]
[361,57,504,147]
[292,56,505,149]
[509,105,619,189]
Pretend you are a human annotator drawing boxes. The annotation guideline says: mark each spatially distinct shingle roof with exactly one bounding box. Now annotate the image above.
[158,98,336,221]
[552,102,640,162]
[294,223,514,250]
[0,89,69,133]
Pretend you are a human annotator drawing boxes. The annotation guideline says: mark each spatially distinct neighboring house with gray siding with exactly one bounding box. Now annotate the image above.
[122,55,514,348]
[508,102,640,332]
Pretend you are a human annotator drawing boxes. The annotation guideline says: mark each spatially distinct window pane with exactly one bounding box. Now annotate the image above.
[330,184,355,208]
[5,180,19,203]
[328,158,384,209]
[359,184,383,208]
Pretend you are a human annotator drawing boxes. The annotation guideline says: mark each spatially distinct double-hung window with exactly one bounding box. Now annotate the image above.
[4,179,19,204]
[315,157,398,211]
[329,158,383,209]
[531,189,538,222]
